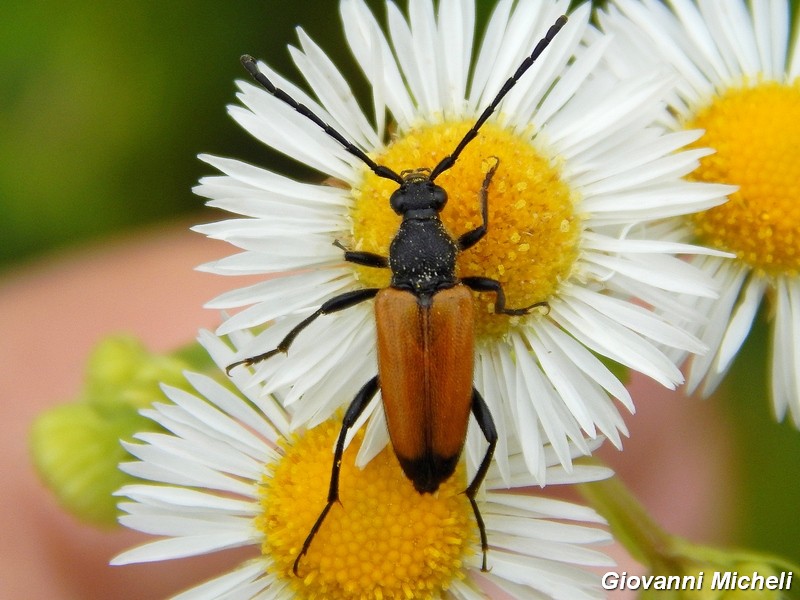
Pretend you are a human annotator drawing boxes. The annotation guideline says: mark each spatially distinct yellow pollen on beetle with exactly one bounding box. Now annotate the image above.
[349,121,580,338]
[685,81,800,277]
[256,421,475,600]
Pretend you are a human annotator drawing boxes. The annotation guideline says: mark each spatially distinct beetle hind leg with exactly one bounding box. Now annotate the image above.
[293,376,380,576]
[466,387,497,572]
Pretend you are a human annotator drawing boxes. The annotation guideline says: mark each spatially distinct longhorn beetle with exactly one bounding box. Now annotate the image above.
[230,14,568,574]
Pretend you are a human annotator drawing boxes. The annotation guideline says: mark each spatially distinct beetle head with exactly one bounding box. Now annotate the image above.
[390,169,448,215]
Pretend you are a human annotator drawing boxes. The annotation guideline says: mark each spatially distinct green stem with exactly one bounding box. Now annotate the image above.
[578,467,680,572]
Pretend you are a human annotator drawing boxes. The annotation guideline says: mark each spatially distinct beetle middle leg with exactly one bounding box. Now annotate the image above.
[461,276,549,316]
[466,387,497,572]
[293,375,380,575]
[226,287,380,373]
[227,238,389,373]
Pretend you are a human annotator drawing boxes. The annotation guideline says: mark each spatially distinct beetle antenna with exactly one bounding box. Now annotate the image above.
[429,15,568,181]
[241,55,404,184]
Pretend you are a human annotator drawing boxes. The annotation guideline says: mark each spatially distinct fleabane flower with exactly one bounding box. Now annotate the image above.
[599,0,800,426]
[112,330,615,600]
[194,0,730,480]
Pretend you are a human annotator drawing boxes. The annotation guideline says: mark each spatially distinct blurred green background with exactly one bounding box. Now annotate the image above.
[1,0,388,270]
[2,0,798,579]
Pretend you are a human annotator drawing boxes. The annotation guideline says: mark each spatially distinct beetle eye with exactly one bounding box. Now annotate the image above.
[389,187,406,214]
[432,186,447,210]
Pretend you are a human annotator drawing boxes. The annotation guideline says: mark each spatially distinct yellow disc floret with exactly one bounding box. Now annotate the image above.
[257,421,475,599]
[685,81,800,277]
[349,121,580,338]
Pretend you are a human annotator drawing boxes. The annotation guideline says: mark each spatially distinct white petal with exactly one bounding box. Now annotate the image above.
[217,269,347,311]
[714,274,766,373]
[293,28,379,150]
[170,561,271,600]
[116,485,256,515]
[120,444,255,498]
[488,552,603,600]
[436,0,473,116]
[508,4,589,131]
[567,285,706,353]
[583,231,731,258]
[686,260,748,394]
[525,328,597,437]
[213,271,353,333]
[468,0,513,109]
[159,385,272,458]
[111,533,252,565]
[340,0,416,129]
[551,295,683,388]
[230,84,356,181]
[772,278,800,426]
[486,493,606,524]
[477,1,554,115]
[475,347,511,485]
[752,0,789,79]
[197,154,347,208]
[387,0,438,119]
[197,329,291,436]
[117,505,254,540]
[512,333,588,472]
[704,0,760,77]
[534,33,612,129]
[584,251,717,298]
[569,128,702,189]
[667,0,731,84]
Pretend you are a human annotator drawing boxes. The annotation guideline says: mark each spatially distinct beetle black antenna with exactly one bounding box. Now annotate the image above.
[241,55,404,184]
[429,15,568,181]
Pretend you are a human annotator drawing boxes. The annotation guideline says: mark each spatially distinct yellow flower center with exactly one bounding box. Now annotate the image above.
[257,421,475,599]
[685,81,800,277]
[349,121,580,338]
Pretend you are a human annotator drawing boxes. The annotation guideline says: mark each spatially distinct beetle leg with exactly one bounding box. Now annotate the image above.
[226,287,380,373]
[466,387,497,572]
[294,375,380,576]
[333,239,389,268]
[457,156,499,251]
[461,276,549,316]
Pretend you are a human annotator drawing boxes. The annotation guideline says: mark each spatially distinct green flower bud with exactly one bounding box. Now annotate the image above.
[85,335,189,412]
[30,401,155,527]
[30,335,197,527]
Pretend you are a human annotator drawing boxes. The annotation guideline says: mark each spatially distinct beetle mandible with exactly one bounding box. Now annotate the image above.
[229,14,568,574]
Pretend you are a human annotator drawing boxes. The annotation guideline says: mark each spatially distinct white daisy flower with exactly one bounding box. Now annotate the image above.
[112,330,615,600]
[599,0,800,426]
[194,0,731,481]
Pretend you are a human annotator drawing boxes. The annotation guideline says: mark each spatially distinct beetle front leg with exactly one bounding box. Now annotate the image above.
[466,387,497,572]
[333,239,389,269]
[226,287,380,373]
[293,375,380,575]
[457,156,499,251]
